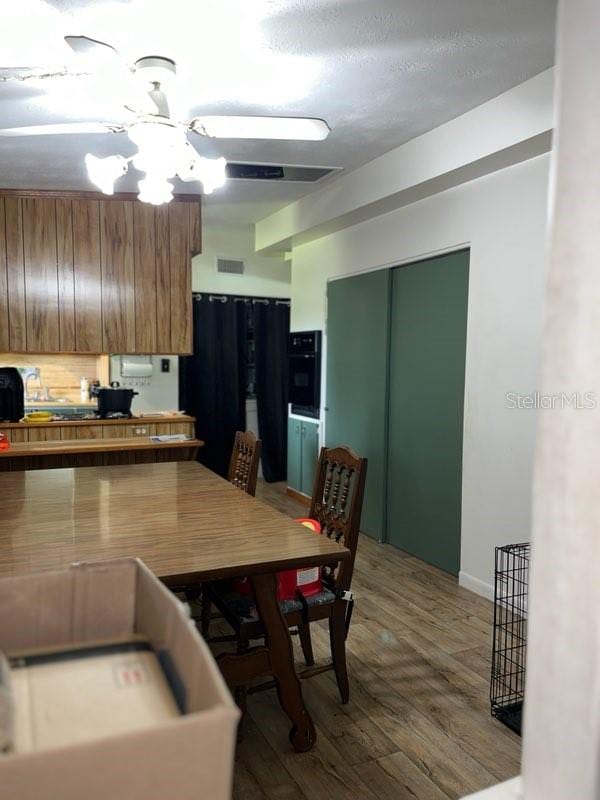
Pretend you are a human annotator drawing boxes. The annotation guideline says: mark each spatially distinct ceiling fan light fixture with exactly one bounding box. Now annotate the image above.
[176,141,205,182]
[4,41,331,203]
[197,156,228,195]
[85,153,127,195]
[129,120,185,178]
[127,119,184,151]
[132,149,179,178]
[138,176,174,205]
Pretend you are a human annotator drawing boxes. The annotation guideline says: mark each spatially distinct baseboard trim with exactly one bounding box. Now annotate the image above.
[459,570,494,601]
[286,487,311,507]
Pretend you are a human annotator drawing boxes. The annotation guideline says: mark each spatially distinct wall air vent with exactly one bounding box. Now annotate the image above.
[226,162,341,183]
[216,257,245,275]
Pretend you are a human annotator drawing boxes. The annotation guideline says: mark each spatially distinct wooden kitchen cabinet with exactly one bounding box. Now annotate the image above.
[0,416,197,471]
[4,197,27,351]
[100,200,136,353]
[22,198,60,352]
[72,199,103,352]
[0,191,201,355]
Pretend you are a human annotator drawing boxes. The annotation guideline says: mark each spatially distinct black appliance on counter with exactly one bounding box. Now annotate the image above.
[0,367,25,422]
[96,382,138,419]
[289,331,321,419]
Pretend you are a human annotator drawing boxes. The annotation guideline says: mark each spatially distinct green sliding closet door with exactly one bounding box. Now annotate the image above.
[387,250,469,574]
[326,269,391,539]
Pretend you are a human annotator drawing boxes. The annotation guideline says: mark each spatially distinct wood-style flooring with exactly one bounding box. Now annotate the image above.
[230,481,521,800]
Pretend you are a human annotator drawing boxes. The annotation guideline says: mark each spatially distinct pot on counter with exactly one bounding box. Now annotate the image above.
[97,382,138,418]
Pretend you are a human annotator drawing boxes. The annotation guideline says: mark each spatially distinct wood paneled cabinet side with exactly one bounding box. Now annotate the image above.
[0,199,9,351]
[0,192,198,354]
[168,201,193,354]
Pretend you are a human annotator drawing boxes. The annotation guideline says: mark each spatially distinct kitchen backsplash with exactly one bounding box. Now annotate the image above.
[0,354,108,404]
[109,355,179,413]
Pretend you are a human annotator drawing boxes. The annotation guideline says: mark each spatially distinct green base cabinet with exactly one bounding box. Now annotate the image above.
[287,417,302,491]
[287,416,319,496]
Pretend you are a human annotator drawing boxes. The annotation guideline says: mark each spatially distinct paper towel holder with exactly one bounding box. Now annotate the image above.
[120,356,153,379]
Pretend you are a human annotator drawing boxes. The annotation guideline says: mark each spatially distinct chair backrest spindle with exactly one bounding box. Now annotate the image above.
[228,431,262,497]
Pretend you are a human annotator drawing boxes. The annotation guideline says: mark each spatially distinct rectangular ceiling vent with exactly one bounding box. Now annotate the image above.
[216,257,245,275]
[226,162,342,183]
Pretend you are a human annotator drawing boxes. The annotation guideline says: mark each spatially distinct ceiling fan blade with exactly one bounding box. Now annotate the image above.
[64,35,133,86]
[0,123,125,137]
[65,37,161,117]
[190,115,330,141]
[0,67,88,82]
[64,36,120,60]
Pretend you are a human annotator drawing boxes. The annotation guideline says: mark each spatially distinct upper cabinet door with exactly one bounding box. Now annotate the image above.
[100,200,136,353]
[133,203,158,353]
[169,202,193,354]
[72,199,103,353]
[155,206,172,354]
[0,193,197,354]
[0,199,9,352]
[3,198,26,351]
[55,198,76,352]
[22,198,60,352]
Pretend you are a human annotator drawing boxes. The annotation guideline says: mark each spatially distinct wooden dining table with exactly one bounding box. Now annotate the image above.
[0,460,349,751]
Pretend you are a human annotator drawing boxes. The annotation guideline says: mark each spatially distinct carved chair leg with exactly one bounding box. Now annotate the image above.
[297,623,315,667]
[330,599,350,704]
[235,634,250,711]
[200,592,212,638]
[251,572,316,752]
[344,598,355,640]
[229,632,249,743]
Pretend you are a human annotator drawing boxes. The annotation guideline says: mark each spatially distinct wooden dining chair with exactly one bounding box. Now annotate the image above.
[228,430,262,497]
[184,431,261,609]
[202,445,368,704]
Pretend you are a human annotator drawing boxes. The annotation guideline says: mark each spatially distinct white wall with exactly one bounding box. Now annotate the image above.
[257,70,554,251]
[193,224,291,298]
[291,154,550,595]
[109,355,179,414]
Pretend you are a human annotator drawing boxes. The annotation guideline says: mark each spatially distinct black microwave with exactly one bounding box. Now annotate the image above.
[289,331,322,418]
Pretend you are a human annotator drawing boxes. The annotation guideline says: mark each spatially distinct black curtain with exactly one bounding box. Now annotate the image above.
[254,301,290,482]
[179,295,247,478]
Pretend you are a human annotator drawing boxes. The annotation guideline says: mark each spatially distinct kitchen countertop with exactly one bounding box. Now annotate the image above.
[0,436,203,459]
[24,401,98,407]
[0,414,195,429]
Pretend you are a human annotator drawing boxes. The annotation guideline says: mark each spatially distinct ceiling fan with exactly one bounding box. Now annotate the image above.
[0,36,331,204]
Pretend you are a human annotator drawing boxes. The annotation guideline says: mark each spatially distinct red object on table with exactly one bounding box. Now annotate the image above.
[0,433,9,451]
[233,518,323,600]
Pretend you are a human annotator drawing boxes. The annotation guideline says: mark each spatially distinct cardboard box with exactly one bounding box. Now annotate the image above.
[0,559,240,800]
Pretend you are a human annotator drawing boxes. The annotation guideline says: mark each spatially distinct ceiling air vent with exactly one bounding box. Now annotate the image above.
[226,162,341,183]
[216,257,245,275]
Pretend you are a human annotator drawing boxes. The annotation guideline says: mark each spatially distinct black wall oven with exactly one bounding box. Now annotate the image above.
[289,331,321,418]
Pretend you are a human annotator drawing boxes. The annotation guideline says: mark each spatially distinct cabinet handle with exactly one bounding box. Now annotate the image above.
[295,424,300,433]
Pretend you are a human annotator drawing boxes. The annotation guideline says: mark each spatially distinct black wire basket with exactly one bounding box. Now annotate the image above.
[490,542,530,735]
